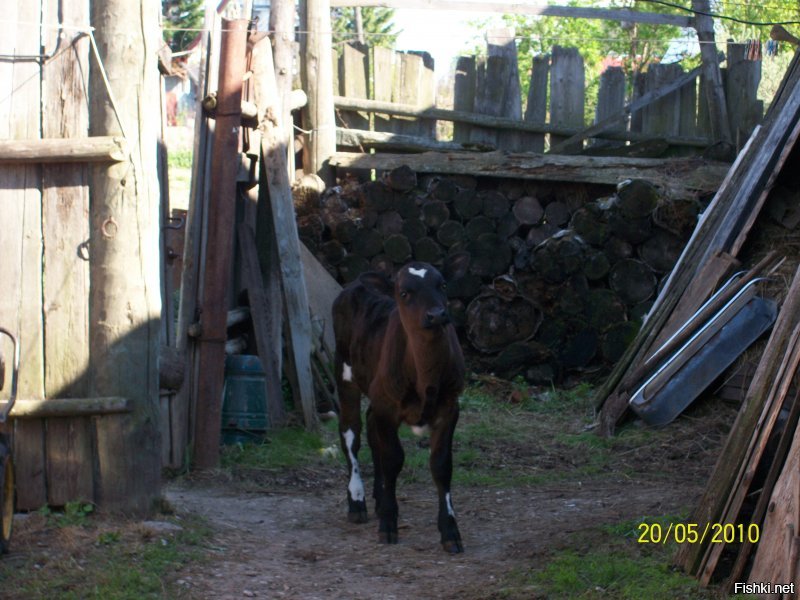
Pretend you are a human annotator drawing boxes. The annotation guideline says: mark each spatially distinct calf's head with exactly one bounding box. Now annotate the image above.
[395,253,470,331]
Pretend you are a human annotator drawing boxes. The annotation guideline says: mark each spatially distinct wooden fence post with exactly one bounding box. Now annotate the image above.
[88,0,163,512]
[338,42,370,131]
[549,46,585,153]
[693,0,733,146]
[372,46,395,133]
[269,0,298,178]
[301,0,336,183]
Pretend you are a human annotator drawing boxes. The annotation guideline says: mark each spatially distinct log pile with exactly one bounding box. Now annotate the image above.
[296,169,701,380]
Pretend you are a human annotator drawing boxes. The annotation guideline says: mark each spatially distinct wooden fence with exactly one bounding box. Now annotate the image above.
[0,0,163,513]
[332,36,763,156]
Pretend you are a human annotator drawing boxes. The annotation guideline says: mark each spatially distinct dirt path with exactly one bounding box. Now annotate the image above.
[166,475,702,599]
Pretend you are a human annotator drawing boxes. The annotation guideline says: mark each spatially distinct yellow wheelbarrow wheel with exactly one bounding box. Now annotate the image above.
[0,438,14,553]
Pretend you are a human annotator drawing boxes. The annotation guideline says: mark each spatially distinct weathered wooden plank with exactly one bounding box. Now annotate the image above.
[747,415,800,586]
[693,0,732,144]
[470,55,511,148]
[523,54,549,153]
[1,3,45,512]
[641,63,682,138]
[0,137,128,163]
[725,42,762,150]
[334,96,713,147]
[259,42,318,429]
[238,224,286,428]
[549,46,585,153]
[42,0,94,507]
[10,397,131,419]
[338,42,370,131]
[330,151,729,197]
[372,46,395,133]
[591,66,625,148]
[487,27,522,150]
[329,0,693,27]
[453,56,476,143]
[337,127,491,152]
[394,52,435,137]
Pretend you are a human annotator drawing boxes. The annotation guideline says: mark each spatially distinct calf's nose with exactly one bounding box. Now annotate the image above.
[424,307,449,327]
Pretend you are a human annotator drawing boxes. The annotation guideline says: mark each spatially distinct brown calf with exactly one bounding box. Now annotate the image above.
[332,255,469,553]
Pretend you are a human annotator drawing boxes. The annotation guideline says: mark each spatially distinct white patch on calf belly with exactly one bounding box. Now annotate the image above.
[410,424,431,437]
[445,493,456,517]
[408,267,427,279]
[343,429,365,502]
[342,362,353,382]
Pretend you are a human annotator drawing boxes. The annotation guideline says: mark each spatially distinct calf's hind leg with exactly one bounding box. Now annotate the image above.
[336,358,368,523]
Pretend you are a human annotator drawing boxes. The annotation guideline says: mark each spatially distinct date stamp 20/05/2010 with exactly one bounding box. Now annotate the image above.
[636,522,760,545]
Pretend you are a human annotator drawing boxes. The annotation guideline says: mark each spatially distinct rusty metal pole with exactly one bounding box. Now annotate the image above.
[193,18,249,469]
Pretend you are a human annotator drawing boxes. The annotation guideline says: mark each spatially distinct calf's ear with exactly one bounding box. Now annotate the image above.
[442,251,470,282]
[358,271,394,295]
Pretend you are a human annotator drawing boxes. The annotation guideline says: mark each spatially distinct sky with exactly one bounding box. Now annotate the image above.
[390,8,502,79]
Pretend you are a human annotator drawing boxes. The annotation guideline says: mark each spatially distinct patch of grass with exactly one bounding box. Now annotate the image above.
[530,549,710,599]
[501,514,724,600]
[168,149,193,170]
[220,421,341,471]
[0,513,212,599]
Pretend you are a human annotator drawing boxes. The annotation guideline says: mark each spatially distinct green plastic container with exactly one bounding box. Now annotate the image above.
[221,355,268,444]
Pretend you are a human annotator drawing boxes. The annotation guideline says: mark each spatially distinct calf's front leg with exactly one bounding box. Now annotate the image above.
[430,409,463,553]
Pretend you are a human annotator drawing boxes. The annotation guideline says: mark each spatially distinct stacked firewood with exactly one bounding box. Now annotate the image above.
[297,166,700,381]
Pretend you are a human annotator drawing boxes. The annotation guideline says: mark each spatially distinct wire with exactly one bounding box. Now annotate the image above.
[637,0,800,26]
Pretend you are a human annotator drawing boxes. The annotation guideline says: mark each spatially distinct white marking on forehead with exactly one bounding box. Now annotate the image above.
[408,267,428,279]
[342,363,353,382]
[446,493,456,517]
[343,429,365,502]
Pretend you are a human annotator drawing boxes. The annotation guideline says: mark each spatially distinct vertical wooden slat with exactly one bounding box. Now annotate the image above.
[470,55,510,148]
[524,54,549,153]
[452,56,476,143]
[549,46,584,153]
[394,51,433,137]
[372,46,395,133]
[592,66,625,149]
[41,0,94,506]
[641,63,682,138]
[410,51,436,139]
[726,41,762,150]
[487,27,521,150]
[0,2,46,511]
[338,42,370,131]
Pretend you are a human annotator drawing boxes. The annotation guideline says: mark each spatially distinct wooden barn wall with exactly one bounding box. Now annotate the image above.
[0,0,96,511]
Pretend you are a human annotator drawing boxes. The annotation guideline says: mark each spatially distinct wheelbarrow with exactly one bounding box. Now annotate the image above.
[0,328,18,553]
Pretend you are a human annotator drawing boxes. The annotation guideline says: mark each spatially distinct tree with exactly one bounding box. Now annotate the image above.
[162,0,205,52]
[470,1,685,124]
[332,7,400,48]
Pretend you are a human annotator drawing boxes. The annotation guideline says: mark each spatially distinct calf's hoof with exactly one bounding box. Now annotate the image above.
[442,538,464,554]
[347,499,368,524]
[378,530,399,544]
[347,509,369,524]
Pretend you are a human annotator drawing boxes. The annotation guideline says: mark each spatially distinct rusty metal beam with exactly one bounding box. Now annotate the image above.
[192,18,249,469]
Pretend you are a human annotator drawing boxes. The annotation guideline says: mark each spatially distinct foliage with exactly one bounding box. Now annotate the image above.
[38,501,95,528]
[162,0,204,53]
[332,7,400,49]
[468,1,687,123]
[168,148,193,170]
[221,422,340,470]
